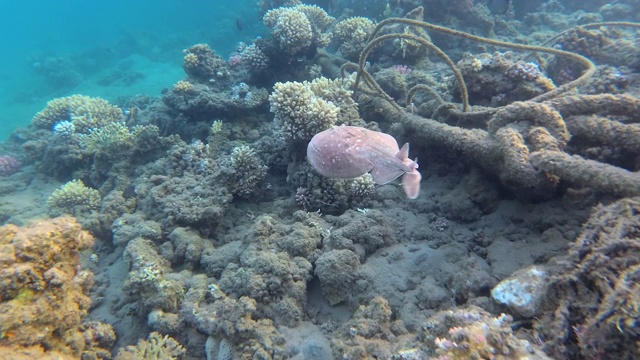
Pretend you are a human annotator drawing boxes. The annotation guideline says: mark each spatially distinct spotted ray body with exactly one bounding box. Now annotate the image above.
[307,126,422,199]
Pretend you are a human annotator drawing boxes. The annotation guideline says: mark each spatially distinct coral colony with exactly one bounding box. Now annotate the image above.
[1,1,640,359]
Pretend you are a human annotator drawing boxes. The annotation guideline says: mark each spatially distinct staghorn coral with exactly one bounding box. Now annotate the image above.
[47,179,101,216]
[78,122,134,153]
[31,94,124,133]
[333,17,376,60]
[114,331,185,360]
[0,217,115,359]
[173,80,195,93]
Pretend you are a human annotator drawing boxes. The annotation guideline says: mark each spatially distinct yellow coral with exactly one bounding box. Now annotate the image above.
[0,217,114,358]
[32,94,124,133]
[173,80,194,92]
[183,52,199,68]
[114,332,185,360]
[47,179,101,215]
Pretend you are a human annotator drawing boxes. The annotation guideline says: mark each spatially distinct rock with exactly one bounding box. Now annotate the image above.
[491,265,547,317]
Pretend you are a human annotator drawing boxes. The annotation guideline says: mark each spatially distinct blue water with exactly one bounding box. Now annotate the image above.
[0,0,264,139]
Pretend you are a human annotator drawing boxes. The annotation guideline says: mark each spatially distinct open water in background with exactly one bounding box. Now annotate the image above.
[0,0,262,139]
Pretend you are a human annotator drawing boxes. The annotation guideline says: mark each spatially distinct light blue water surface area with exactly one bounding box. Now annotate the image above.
[0,0,262,140]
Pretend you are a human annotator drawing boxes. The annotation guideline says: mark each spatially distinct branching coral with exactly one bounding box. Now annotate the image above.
[47,179,101,216]
[114,331,185,360]
[269,75,358,143]
[226,145,268,198]
[333,17,376,60]
[263,5,334,58]
[31,94,124,133]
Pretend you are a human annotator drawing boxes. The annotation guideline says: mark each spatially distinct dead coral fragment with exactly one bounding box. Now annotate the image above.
[0,217,115,358]
[47,179,101,216]
[115,331,185,360]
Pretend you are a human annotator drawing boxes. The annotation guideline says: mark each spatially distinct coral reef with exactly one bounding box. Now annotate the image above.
[2,3,640,360]
[0,155,21,176]
[456,52,556,106]
[315,249,360,305]
[0,217,115,358]
[425,306,551,360]
[182,43,229,83]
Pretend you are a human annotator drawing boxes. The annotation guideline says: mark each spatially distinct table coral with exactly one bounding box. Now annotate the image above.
[0,217,115,358]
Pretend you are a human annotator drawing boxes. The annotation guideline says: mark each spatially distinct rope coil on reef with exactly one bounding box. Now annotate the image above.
[346,16,640,199]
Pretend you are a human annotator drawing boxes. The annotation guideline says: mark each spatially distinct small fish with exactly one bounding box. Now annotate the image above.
[236,16,243,31]
[307,126,422,199]
[487,0,510,14]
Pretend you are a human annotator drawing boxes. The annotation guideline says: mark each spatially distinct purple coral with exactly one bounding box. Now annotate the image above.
[0,155,20,176]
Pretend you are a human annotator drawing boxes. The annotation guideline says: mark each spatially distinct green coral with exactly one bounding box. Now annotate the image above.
[47,179,101,215]
[78,122,158,154]
[31,94,124,133]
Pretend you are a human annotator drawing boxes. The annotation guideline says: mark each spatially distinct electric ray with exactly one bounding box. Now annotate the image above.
[307,126,422,199]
